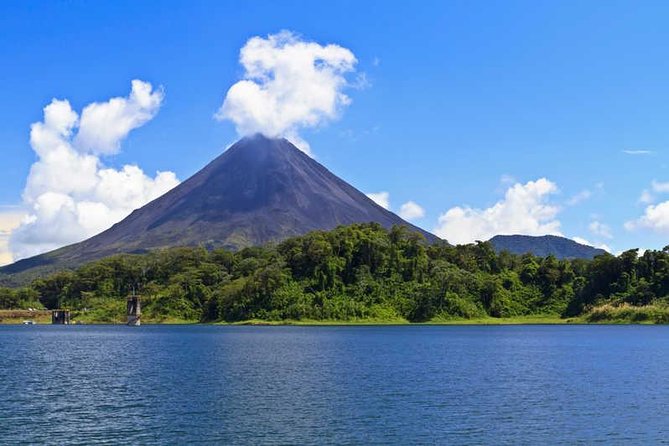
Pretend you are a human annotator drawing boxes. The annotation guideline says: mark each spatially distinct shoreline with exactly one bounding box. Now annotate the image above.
[2,312,665,326]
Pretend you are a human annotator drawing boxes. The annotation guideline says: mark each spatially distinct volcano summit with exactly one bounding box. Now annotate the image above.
[1,135,439,280]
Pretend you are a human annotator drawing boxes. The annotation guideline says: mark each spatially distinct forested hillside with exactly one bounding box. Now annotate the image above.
[2,223,668,323]
[489,234,607,259]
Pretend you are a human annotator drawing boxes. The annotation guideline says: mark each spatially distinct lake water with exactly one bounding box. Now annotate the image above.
[1,325,668,445]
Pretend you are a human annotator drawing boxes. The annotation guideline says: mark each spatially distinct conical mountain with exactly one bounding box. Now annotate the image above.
[2,134,439,280]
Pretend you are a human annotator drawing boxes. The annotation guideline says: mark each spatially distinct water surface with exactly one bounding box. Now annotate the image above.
[1,325,668,444]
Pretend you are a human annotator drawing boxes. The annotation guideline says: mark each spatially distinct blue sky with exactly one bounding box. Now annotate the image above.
[2,0,669,263]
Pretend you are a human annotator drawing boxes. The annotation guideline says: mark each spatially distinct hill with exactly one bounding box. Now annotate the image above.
[489,234,607,260]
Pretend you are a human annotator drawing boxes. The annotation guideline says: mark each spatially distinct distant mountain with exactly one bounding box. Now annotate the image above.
[1,134,439,283]
[489,234,607,260]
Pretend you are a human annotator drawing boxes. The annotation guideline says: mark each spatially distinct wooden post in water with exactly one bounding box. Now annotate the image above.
[127,296,141,326]
[51,310,70,325]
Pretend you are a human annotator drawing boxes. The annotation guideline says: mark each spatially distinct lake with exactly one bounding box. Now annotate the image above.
[1,325,668,445]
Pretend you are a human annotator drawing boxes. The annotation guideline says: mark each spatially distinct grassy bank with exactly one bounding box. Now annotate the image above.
[226,317,411,326]
[7,308,669,325]
[0,309,198,325]
[425,315,583,325]
[584,304,669,324]
[0,310,51,324]
[223,314,583,325]
[0,312,577,325]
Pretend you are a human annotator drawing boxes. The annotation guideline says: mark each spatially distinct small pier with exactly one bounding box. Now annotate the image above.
[127,296,141,326]
[51,310,71,325]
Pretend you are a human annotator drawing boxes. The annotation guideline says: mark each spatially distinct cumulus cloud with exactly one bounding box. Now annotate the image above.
[572,236,590,246]
[573,236,611,253]
[638,180,669,204]
[75,80,163,155]
[589,220,613,239]
[625,201,669,234]
[366,192,390,210]
[216,31,358,154]
[0,211,25,266]
[399,201,425,221]
[628,180,669,228]
[9,80,179,261]
[651,180,669,193]
[434,178,561,245]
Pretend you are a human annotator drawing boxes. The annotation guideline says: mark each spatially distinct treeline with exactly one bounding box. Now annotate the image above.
[1,223,668,322]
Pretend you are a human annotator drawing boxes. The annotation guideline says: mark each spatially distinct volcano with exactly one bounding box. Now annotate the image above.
[1,135,439,281]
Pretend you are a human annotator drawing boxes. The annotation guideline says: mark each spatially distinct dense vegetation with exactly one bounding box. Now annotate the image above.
[2,223,669,323]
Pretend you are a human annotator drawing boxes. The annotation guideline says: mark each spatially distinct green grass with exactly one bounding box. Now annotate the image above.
[0,310,52,324]
[425,314,582,325]
[141,316,199,324]
[72,314,199,325]
[8,307,669,326]
[218,314,581,326]
[584,303,669,324]
[67,296,200,325]
[222,317,411,326]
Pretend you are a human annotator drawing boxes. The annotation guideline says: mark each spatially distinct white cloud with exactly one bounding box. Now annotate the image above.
[639,189,654,204]
[366,192,390,210]
[0,211,26,266]
[215,31,358,154]
[623,149,654,155]
[434,178,561,245]
[566,189,592,206]
[625,200,669,234]
[399,201,425,221]
[573,236,611,253]
[635,180,669,206]
[588,220,612,239]
[9,80,179,261]
[365,194,425,221]
[567,182,605,206]
[499,174,516,185]
[651,180,669,193]
[75,80,163,155]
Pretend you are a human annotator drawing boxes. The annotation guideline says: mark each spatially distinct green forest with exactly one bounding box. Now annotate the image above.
[2,223,669,324]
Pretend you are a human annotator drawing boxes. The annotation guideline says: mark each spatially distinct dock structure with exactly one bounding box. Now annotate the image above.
[51,310,70,325]
[127,296,141,326]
